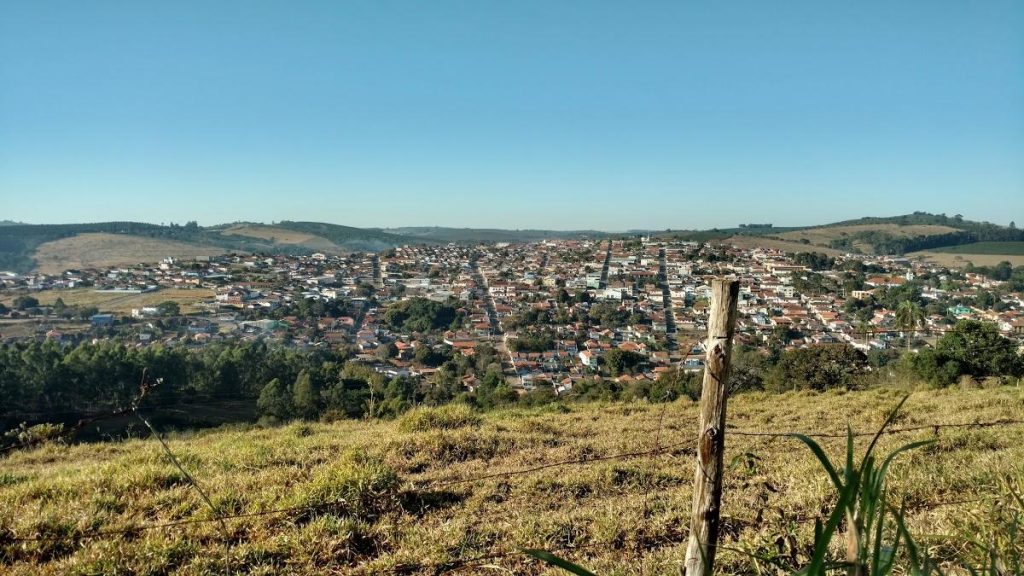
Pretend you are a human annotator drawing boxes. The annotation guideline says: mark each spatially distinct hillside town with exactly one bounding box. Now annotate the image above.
[2,238,1023,394]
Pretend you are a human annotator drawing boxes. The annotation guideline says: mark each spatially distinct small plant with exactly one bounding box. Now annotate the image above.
[527,396,936,576]
[524,549,598,576]
[791,395,933,575]
[2,422,65,452]
[962,482,1024,576]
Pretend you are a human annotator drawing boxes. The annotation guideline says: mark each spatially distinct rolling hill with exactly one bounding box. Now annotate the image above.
[32,233,228,274]
[714,213,1024,257]
[4,213,1022,274]
[382,227,609,243]
[0,222,421,274]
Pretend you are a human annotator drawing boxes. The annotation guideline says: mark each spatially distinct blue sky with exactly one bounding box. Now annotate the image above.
[1,1,1022,230]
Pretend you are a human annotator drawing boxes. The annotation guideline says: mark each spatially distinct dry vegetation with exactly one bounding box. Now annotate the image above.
[908,251,1024,268]
[2,387,1022,575]
[776,224,960,248]
[0,287,215,315]
[221,225,341,253]
[720,235,845,256]
[33,234,226,275]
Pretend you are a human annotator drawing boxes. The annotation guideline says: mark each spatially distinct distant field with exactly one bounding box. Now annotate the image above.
[777,223,960,250]
[927,241,1024,255]
[719,235,845,256]
[1,287,215,314]
[909,251,1024,268]
[221,225,342,252]
[33,233,226,274]
[1,387,1021,575]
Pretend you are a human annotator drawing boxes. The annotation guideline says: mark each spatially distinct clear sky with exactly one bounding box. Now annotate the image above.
[2,1,1022,230]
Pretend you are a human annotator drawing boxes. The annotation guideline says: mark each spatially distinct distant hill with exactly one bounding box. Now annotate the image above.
[0,221,415,274]
[33,233,228,275]
[275,221,421,252]
[712,213,1024,256]
[5,213,1021,273]
[220,224,351,254]
[0,222,200,273]
[382,227,609,243]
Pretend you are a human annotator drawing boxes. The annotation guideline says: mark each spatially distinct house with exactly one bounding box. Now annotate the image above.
[579,349,598,367]
[90,314,115,327]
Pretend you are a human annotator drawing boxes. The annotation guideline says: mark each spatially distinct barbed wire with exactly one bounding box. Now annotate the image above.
[3,369,1024,576]
[6,415,1023,548]
[726,417,1024,439]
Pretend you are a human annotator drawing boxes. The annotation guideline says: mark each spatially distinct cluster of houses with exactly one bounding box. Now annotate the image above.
[3,238,1023,394]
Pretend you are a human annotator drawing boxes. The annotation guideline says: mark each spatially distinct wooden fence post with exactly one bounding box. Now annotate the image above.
[684,278,740,576]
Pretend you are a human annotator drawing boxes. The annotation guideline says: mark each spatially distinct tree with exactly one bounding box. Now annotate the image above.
[292,370,318,419]
[938,321,1021,379]
[376,342,398,361]
[157,301,181,316]
[603,349,645,376]
[768,345,868,391]
[13,295,39,310]
[907,320,1022,386]
[257,378,293,420]
[382,298,461,333]
[894,300,924,351]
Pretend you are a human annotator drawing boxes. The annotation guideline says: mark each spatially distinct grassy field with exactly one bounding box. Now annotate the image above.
[928,241,1024,256]
[33,234,226,275]
[775,223,960,249]
[1,386,1022,575]
[1,287,215,314]
[719,235,845,256]
[221,225,342,253]
[909,250,1024,268]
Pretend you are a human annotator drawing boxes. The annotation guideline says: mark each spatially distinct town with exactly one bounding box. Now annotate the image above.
[3,237,1022,397]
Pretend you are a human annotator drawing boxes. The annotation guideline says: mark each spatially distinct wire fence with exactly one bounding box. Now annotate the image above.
[2,354,1024,574]
[3,395,1023,573]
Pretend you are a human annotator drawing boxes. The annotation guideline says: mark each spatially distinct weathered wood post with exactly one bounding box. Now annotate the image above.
[684,278,740,576]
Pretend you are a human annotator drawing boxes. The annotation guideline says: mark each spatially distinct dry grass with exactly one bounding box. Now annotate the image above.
[720,235,845,256]
[1,287,215,314]
[908,251,1024,268]
[777,224,960,248]
[33,234,226,275]
[1,387,1022,575]
[221,225,340,252]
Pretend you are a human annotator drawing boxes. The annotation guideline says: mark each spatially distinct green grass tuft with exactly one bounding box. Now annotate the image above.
[397,404,482,433]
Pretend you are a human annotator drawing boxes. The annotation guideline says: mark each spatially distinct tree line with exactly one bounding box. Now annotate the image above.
[1,321,1021,441]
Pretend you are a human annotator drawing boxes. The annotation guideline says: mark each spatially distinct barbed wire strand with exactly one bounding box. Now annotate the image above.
[8,416,1023,547]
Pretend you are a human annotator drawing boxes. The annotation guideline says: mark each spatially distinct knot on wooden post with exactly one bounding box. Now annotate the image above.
[685,278,739,576]
[699,426,718,463]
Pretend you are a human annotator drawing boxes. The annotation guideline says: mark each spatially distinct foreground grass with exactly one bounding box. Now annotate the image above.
[1,387,1022,575]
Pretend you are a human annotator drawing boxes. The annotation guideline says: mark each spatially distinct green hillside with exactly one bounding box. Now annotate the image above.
[930,241,1024,255]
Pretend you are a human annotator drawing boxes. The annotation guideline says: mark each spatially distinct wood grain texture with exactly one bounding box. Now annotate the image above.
[684,278,740,576]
